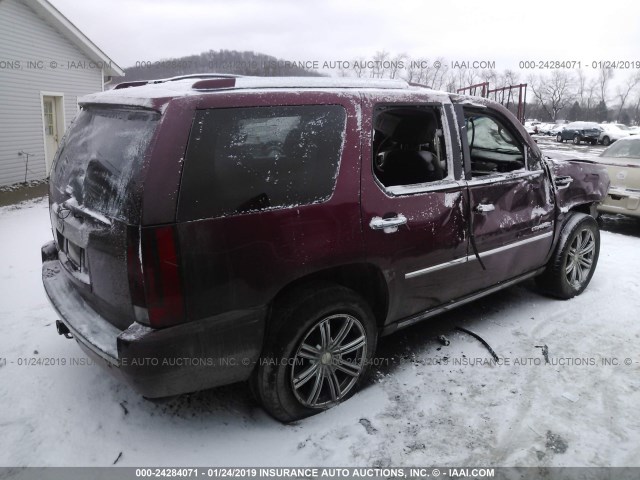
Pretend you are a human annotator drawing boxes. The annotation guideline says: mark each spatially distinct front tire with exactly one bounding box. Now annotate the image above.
[536,213,600,299]
[556,134,564,143]
[573,134,581,145]
[602,136,611,146]
[252,284,377,422]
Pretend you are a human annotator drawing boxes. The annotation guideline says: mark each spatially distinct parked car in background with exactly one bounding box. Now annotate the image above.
[41,76,609,422]
[599,123,630,146]
[549,124,566,137]
[596,137,640,219]
[537,123,556,135]
[627,126,640,136]
[525,120,541,133]
[557,122,601,145]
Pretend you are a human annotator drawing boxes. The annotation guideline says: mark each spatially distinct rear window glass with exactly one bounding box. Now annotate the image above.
[178,105,346,221]
[600,139,640,159]
[50,107,159,222]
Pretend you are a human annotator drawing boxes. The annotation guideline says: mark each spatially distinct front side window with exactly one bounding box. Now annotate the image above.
[179,105,346,220]
[464,110,525,177]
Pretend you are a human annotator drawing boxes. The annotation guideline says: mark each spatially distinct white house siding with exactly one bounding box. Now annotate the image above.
[0,0,104,186]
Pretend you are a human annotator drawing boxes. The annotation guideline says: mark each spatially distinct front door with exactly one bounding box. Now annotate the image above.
[42,96,61,174]
[458,105,555,290]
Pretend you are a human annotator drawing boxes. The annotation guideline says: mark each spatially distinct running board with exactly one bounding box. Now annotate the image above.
[381,268,545,336]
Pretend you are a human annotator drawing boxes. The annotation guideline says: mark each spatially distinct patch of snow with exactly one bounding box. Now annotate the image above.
[444,192,460,208]
[2,192,640,468]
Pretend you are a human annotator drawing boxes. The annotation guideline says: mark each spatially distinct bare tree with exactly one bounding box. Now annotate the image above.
[598,68,614,103]
[500,69,520,87]
[465,68,480,88]
[586,78,598,113]
[370,50,389,78]
[431,57,449,90]
[528,71,576,121]
[455,68,469,92]
[337,66,351,78]
[352,57,366,78]
[479,69,498,87]
[615,72,640,121]
[404,57,422,83]
[576,69,587,107]
[632,94,640,125]
[388,53,407,79]
[444,71,457,93]
[403,57,435,86]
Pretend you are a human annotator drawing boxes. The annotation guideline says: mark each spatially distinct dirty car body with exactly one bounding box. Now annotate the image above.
[594,137,640,218]
[42,76,609,421]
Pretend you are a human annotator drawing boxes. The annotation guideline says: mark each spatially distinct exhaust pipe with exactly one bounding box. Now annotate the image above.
[56,320,73,339]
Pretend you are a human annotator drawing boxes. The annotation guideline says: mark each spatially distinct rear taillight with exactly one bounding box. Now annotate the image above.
[127,225,186,328]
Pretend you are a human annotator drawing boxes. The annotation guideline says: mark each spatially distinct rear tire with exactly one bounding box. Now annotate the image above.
[251,283,377,422]
[602,136,611,146]
[536,213,600,299]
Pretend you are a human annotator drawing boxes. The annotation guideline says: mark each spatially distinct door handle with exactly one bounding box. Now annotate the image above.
[555,176,573,190]
[369,214,407,233]
[474,203,495,213]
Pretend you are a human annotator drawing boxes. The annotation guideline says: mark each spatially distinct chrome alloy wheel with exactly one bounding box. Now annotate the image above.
[565,229,595,289]
[290,314,367,408]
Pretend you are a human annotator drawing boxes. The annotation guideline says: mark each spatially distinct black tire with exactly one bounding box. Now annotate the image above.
[573,134,581,145]
[590,140,597,145]
[536,213,600,299]
[602,136,611,146]
[252,283,377,422]
[556,134,563,143]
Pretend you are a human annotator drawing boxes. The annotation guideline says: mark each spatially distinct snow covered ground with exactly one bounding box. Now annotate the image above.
[533,135,607,160]
[1,150,640,467]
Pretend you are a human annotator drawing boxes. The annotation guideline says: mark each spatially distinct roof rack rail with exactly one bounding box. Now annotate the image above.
[114,73,242,90]
[192,78,237,90]
[113,80,150,90]
[159,73,243,82]
[408,82,432,89]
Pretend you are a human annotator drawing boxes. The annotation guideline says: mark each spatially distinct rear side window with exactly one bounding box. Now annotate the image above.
[178,105,346,221]
[50,107,159,222]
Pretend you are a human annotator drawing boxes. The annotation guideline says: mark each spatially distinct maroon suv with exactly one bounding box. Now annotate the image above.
[42,76,609,422]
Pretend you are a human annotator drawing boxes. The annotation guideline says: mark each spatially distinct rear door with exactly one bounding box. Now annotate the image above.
[360,95,470,324]
[456,104,555,291]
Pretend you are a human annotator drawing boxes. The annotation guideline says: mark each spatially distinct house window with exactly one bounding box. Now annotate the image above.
[43,100,54,135]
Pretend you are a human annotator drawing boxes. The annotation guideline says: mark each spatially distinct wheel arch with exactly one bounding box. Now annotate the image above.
[269,263,389,332]
[568,202,599,218]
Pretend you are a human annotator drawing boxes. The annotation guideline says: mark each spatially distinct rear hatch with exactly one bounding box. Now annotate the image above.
[581,125,601,138]
[49,106,160,330]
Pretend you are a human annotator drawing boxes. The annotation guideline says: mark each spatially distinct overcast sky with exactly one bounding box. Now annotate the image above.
[50,0,640,78]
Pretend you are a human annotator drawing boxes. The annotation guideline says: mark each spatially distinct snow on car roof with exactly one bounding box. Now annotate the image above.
[78,75,447,110]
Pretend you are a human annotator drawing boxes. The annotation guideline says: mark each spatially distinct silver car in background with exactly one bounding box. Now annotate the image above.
[596,137,640,219]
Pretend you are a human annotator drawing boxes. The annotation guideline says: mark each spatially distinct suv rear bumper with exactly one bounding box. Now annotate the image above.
[42,241,266,398]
